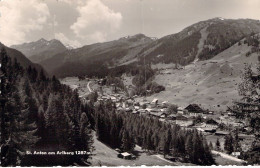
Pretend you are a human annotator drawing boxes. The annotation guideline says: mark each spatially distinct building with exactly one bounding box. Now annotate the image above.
[215,131,229,136]
[151,99,158,105]
[184,104,204,117]
[177,107,185,115]
[176,115,193,127]
[117,152,132,160]
[231,152,241,157]
[167,114,177,120]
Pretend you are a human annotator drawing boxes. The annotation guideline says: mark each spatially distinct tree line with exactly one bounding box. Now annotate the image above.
[0,48,93,166]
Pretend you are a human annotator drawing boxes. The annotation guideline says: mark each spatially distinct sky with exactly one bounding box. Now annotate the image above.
[0,0,260,47]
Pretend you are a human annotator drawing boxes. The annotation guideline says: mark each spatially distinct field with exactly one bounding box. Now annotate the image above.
[60,77,99,97]
[144,41,259,112]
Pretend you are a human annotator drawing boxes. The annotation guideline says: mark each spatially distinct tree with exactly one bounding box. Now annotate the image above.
[216,138,220,151]
[163,129,171,157]
[185,134,193,160]
[79,112,93,160]
[121,129,135,152]
[224,134,234,154]
[231,64,260,163]
[232,64,260,136]
[209,141,213,150]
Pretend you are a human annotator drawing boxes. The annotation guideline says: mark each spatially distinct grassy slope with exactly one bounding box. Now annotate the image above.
[144,40,259,112]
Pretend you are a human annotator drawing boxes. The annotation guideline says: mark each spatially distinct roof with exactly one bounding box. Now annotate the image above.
[185,104,204,113]
[152,99,158,103]
[215,131,229,135]
[121,152,131,157]
[150,112,163,117]
[176,115,188,120]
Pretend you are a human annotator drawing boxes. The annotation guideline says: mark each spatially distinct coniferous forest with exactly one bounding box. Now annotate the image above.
[85,99,215,165]
[0,47,216,166]
[0,48,93,166]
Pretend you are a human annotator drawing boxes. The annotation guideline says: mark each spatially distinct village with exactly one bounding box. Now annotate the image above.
[61,76,255,164]
[82,78,255,160]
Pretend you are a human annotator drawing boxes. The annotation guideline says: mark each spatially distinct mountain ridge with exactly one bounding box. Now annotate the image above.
[0,42,47,75]
[11,38,67,63]
[9,18,260,78]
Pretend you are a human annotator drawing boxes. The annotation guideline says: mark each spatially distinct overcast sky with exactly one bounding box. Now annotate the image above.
[0,0,260,47]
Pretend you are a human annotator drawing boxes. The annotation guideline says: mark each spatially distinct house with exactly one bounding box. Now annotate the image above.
[196,128,205,132]
[202,127,216,133]
[117,152,132,160]
[138,109,146,114]
[176,115,188,121]
[160,113,167,118]
[208,111,214,115]
[238,134,255,140]
[162,101,169,107]
[177,107,185,115]
[132,111,139,114]
[185,104,204,116]
[176,115,193,127]
[167,114,177,120]
[215,131,229,136]
[231,152,241,157]
[149,112,163,118]
[151,99,158,105]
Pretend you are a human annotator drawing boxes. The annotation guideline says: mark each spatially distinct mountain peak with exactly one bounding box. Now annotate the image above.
[38,38,48,42]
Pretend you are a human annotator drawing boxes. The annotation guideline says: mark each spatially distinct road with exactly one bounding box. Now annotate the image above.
[212,150,247,163]
[87,81,93,93]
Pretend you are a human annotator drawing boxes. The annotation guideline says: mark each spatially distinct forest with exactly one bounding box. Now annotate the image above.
[85,99,215,165]
[0,48,93,166]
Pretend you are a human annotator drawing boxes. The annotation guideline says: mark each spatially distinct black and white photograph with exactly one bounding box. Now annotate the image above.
[0,0,260,166]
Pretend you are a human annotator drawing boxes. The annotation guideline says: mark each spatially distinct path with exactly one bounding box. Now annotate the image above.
[87,81,93,93]
[212,150,247,163]
[154,155,175,164]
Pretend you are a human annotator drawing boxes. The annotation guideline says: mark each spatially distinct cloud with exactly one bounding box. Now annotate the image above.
[55,32,81,48]
[0,0,50,46]
[70,0,122,43]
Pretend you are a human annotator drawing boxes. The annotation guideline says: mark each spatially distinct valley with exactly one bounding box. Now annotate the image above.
[2,16,260,166]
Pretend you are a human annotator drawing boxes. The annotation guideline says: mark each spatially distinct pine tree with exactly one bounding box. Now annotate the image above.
[216,138,220,151]
[232,64,260,137]
[163,129,171,157]
[185,134,193,160]
[121,129,135,152]
[79,112,93,155]
[224,134,234,154]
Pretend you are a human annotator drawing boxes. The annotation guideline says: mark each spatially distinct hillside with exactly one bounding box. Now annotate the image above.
[134,38,259,111]
[40,34,153,77]
[0,42,46,73]
[33,18,260,78]
[138,18,260,65]
[11,38,67,63]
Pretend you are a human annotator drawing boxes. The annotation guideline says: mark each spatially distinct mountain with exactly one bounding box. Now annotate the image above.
[0,42,46,74]
[138,18,260,64]
[36,18,260,78]
[11,38,67,63]
[40,34,153,77]
[127,36,260,111]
